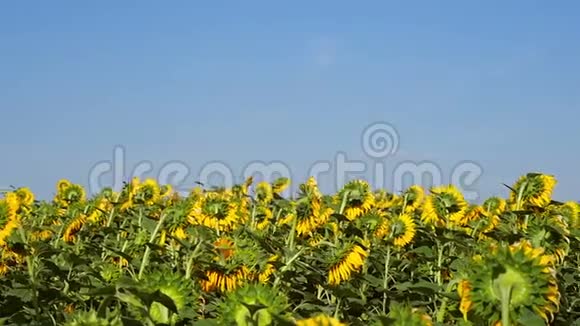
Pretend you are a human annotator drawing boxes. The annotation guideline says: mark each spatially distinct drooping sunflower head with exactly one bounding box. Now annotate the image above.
[421,185,468,227]
[299,177,323,199]
[132,178,162,206]
[217,283,290,325]
[14,187,34,207]
[401,185,425,213]
[483,197,507,216]
[292,186,333,237]
[55,180,86,207]
[327,239,370,286]
[509,173,557,209]
[466,240,559,324]
[549,201,580,230]
[335,179,375,221]
[271,177,290,195]
[255,181,274,204]
[373,190,401,211]
[254,204,274,230]
[523,211,570,264]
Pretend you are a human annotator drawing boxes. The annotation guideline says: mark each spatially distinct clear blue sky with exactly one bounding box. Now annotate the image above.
[1,1,579,202]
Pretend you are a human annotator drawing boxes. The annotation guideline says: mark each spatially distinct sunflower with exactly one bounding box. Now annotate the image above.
[292,179,333,236]
[295,197,333,237]
[254,204,274,230]
[373,190,401,211]
[421,185,468,227]
[401,185,425,213]
[255,181,274,204]
[0,194,20,247]
[375,213,416,248]
[133,178,162,206]
[214,237,235,261]
[335,180,374,220]
[14,187,34,207]
[464,240,559,324]
[328,240,370,286]
[217,283,290,325]
[457,279,473,320]
[508,173,557,209]
[295,314,347,326]
[272,177,290,194]
[188,191,242,232]
[54,179,86,208]
[62,214,87,243]
[201,265,252,293]
[257,254,278,283]
[138,269,197,325]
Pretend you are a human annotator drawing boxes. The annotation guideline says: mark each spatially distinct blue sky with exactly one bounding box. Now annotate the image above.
[1,1,579,202]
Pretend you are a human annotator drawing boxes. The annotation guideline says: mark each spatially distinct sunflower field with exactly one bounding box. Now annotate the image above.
[1,173,579,326]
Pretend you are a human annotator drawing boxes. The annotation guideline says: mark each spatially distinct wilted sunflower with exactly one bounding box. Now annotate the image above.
[508,173,556,209]
[464,240,559,324]
[335,180,374,220]
[328,240,370,286]
[421,185,468,227]
[188,191,242,232]
[295,314,347,326]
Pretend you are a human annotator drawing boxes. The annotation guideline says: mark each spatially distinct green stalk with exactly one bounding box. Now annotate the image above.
[500,287,512,326]
[18,226,40,320]
[138,213,167,280]
[334,297,342,319]
[287,211,298,252]
[382,246,392,314]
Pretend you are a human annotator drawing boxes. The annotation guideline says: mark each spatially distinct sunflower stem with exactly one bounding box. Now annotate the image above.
[334,297,342,319]
[137,212,167,280]
[287,211,298,252]
[382,246,392,314]
[500,286,512,326]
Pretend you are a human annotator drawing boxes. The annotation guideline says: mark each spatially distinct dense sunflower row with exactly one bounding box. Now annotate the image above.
[0,172,579,325]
